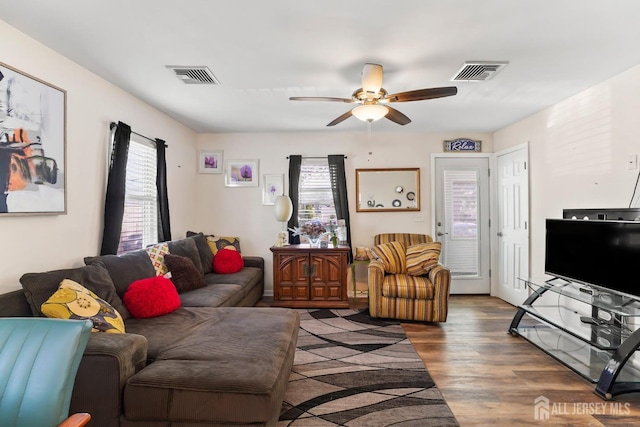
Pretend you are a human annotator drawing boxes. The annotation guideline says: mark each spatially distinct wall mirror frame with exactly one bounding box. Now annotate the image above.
[356,168,420,212]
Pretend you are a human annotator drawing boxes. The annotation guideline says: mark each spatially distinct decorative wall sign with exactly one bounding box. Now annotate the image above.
[224,159,259,187]
[0,62,67,215]
[443,138,482,152]
[198,150,223,174]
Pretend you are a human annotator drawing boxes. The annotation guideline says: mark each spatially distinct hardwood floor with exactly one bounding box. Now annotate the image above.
[261,294,640,425]
[401,295,640,426]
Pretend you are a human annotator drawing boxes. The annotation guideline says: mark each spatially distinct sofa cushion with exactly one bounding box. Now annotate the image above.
[146,242,170,276]
[382,274,434,299]
[20,262,130,320]
[371,241,406,274]
[123,276,181,319]
[203,267,262,288]
[213,247,244,274]
[406,242,442,276]
[166,238,204,275]
[179,284,245,307]
[123,307,299,425]
[42,279,125,333]
[84,251,156,297]
[186,232,214,274]
[164,254,206,293]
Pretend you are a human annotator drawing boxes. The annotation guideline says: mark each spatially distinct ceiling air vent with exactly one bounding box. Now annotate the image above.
[452,62,508,82]
[166,66,220,85]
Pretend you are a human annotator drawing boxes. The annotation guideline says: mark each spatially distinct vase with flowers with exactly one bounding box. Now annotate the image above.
[289,221,328,248]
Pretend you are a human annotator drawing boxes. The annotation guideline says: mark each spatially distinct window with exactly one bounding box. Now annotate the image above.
[117,135,158,254]
[297,158,336,225]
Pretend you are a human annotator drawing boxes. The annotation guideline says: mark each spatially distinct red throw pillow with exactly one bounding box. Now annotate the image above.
[213,247,244,274]
[123,276,181,318]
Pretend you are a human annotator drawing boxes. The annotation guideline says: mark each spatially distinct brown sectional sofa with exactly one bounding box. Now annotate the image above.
[0,233,300,426]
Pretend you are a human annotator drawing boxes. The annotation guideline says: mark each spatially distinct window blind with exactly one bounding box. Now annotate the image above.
[117,136,158,254]
[298,158,336,224]
[443,169,479,275]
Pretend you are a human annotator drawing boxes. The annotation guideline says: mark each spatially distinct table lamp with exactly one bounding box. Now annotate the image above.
[273,195,293,247]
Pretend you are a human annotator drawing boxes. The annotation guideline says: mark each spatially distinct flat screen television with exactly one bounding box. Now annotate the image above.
[545,218,640,298]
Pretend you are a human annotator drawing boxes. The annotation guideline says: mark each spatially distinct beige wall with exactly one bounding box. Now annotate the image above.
[196,131,493,294]
[494,64,640,278]
[7,15,639,300]
[0,21,197,293]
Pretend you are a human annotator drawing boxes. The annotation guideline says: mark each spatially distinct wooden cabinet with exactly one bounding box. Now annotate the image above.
[270,245,350,308]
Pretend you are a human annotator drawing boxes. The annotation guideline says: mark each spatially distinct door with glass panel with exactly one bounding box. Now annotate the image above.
[433,156,490,294]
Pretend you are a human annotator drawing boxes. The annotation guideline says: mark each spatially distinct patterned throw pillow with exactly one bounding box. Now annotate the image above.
[123,276,181,319]
[206,236,241,255]
[41,279,125,334]
[146,242,170,275]
[164,253,207,293]
[406,242,442,276]
[370,241,406,274]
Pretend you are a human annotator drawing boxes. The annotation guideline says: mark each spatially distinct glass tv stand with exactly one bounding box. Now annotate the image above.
[509,277,640,399]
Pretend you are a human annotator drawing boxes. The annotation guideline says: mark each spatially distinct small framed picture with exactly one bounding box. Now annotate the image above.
[198,150,223,174]
[262,174,284,205]
[224,159,260,187]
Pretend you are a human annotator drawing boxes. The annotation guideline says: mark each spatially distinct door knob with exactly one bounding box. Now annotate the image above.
[497,232,504,237]
[437,231,448,236]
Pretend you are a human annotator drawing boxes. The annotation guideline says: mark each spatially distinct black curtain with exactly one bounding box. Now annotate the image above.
[100,122,131,255]
[328,154,352,263]
[287,155,302,244]
[156,139,171,242]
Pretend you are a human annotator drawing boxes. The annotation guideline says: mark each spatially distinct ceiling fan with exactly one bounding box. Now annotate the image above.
[289,63,457,127]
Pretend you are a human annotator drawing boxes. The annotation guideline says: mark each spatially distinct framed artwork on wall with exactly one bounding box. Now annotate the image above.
[224,159,260,187]
[262,174,283,205]
[0,62,67,215]
[198,150,223,174]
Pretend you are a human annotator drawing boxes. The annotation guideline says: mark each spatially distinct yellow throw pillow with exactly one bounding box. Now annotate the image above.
[41,279,125,334]
[406,242,442,276]
[206,236,241,255]
[370,241,406,274]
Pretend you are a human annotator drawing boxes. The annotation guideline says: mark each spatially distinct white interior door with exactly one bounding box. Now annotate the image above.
[433,156,490,294]
[496,144,530,306]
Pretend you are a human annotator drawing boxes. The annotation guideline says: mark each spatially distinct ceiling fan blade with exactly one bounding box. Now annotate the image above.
[327,110,353,127]
[289,96,353,103]
[362,63,383,95]
[387,86,457,103]
[385,106,411,125]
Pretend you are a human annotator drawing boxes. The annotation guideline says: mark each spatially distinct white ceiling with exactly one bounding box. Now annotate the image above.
[3,0,640,134]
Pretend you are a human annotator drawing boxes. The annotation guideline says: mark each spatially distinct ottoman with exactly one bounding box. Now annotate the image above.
[121,307,299,426]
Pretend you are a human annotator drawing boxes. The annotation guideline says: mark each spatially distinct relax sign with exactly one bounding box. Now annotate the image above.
[443,138,482,152]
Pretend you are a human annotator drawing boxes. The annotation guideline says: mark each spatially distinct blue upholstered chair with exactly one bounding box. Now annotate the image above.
[0,318,92,427]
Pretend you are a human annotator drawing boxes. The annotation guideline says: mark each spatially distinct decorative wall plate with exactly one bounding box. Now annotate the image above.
[392,199,402,207]
[395,186,404,194]
[407,192,415,201]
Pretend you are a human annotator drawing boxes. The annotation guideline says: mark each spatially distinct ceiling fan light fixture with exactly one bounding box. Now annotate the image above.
[352,104,388,122]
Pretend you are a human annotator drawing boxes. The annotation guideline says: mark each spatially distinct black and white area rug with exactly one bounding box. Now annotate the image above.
[278,309,459,426]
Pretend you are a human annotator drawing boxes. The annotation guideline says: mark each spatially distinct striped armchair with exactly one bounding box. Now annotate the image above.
[368,233,451,322]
